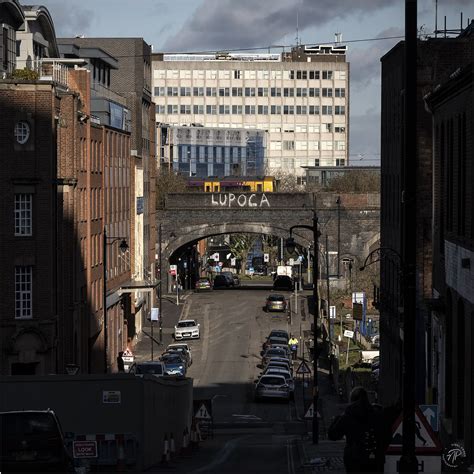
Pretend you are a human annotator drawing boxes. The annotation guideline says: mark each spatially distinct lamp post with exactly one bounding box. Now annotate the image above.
[103,227,128,374]
[286,211,320,444]
[158,223,163,344]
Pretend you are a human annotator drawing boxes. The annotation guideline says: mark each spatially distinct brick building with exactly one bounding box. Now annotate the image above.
[380,26,474,464]
[425,61,474,465]
[0,2,133,374]
[58,37,157,342]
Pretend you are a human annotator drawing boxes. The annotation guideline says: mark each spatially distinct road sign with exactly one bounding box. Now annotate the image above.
[226,253,232,259]
[218,262,223,267]
[329,306,336,319]
[288,258,294,266]
[296,360,311,374]
[212,253,220,261]
[73,440,97,459]
[169,264,177,276]
[150,307,159,322]
[65,364,79,375]
[102,390,121,404]
[304,403,321,419]
[387,406,442,454]
[344,330,354,338]
[194,399,213,420]
[264,253,269,262]
[420,404,439,432]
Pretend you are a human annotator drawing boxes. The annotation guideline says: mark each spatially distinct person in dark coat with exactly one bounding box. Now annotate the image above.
[117,351,125,372]
[328,386,387,473]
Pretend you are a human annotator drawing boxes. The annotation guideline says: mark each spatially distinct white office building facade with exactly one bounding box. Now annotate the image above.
[152,45,349,177]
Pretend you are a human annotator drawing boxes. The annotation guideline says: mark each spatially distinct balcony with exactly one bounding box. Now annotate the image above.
[34,59,69,89]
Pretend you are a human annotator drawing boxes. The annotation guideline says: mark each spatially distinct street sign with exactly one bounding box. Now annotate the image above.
[420,404,439,432]
[296,360,311,374]
[65,364,79,375]
[169,264,177,276]
[263,253,269,262]
[226,253,232,259]
[73,440,97,459]
[218,262,223,267]
[231,258,236,266]
[288,258,294,266]
[212,253,220,261]
[344,330,354,338]
[352,302,363,321]
[329,306,336,319]
[150,307,159,322]
[297,255,304,262]
[304,403,321,419]
[387,406,442,454]
[194,399,213,420]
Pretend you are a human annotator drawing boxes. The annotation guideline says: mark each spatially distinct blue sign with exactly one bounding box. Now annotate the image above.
[420,404,439,432]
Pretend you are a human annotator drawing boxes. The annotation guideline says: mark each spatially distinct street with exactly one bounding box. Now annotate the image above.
[144,284,308,473]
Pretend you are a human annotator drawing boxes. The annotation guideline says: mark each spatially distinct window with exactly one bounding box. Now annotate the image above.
[180,87,191,96]
[322,70,333,80]
[335,88,346,98]
[321,141,333,151]
[336,71,347,80]
[257,105,268,115]
[206,105,217,115]
[314,158,320,166]
[336,158,345,166]
[283,140,295,151]
[322,105,333,115]
[206,87,216,97]
[193,87,204,96]
[308,88,320,97]
[14,194,33,236]
[219,105,230,114]
[270,141,282,151]
[15,266,33,319]
[322,88,333,97]
[270,88,281,97]
[232,87,242,97]
[289,70,295,79]
[296,125,307,133]
[335,106,345,115]
[296,70,307,80]
[234,70,242,79]
[232,105,243,114]
[335,126,346,133]
[309,105,320,115]
[193,105,204,114]
[335,140,346,151]
[14,121,30,144]
[244,105,255,115]
[309,71,320,80]
[167,104,178,114]
[244,87,256,97]
[154,87,165,96]
[295,141,308,151]
[180,105,191,114]
[296,88,307,97]
[283,105,294,115]
[219,88,230,97]
[270,105,281,115]
[283,88,294,97]
[167,87,178,96]
[258,87,268,97]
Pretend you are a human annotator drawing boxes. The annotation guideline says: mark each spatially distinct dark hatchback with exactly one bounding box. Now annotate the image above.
[0,410,73,472]
[213,274,231,288]
[273,275,294,291]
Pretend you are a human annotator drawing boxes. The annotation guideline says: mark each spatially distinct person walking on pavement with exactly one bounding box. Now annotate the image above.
[327,386,388,473]
[288,335,299,360]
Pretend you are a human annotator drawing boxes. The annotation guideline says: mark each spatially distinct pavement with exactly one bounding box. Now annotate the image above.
[132,285,346,473]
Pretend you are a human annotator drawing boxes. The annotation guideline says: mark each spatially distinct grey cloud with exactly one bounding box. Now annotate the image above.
[163,0,395,52]
[349,27,403,89]
[39,1,94,38]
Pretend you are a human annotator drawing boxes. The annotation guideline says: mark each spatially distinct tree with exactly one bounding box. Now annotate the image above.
[324,170,380,193]
[156,168,188,209]
[228,234,257,274]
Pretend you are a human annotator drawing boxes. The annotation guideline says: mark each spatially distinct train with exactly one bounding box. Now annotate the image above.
[186,176,276,193]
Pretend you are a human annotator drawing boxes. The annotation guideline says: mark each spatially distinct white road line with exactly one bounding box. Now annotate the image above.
[201,304,210,363]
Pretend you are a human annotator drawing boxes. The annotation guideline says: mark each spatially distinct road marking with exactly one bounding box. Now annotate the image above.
[287,438,296,474]
[200,304,210,363]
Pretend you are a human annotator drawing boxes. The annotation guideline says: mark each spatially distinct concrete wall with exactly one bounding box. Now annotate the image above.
[0,374,193,471]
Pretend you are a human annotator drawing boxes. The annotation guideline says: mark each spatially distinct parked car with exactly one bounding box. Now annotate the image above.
[265,294,287,312]
[273,275,294,291]
[213,275,231,288]
[221,271,235,287]
[174,319,200,340]
[0,410,74,472]
[261,348,290,366]
[195,277,212,292]
[160,353,187,376]
[265,343,291,358]
[261,368,295,397]
[268,329,289,342]
[266,360,293,376]
[232,274,241,286]
[162,349,190,369]
[129,361,165,377]
[167,343,193,365]
[254,374,290,402]
[262,335,289,351]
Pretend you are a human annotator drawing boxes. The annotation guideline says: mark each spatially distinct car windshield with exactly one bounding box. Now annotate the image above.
[268,295,285,301]
[260,376,286,386]
[162,355,182,364]
[269,331,288,339]
[198,279,209,283]
[265,348,285,356]
[266,371,290,380]
[177,321,196,328]
[136,364,163,374]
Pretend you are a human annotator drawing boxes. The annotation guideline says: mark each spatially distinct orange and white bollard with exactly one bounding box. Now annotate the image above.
[161,433,170,465]
[169,432,176,460]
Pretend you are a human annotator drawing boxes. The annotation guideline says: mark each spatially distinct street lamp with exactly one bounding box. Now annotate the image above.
[286,211,320,444]
[103,228,128,374]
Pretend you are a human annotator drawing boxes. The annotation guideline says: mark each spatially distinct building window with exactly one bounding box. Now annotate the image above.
[270,88,281,97]
[219,87,230,97]
[206,87,216,97]
[232,87,242,97]
[335,88,346,97]
[335,126,346,133]
[15,266,33,319]
[322,88,333,97]
[283,140,295,151]
[322,70,333,80]
[234,70,242,79]
[336,158,345,166]
[244,87,256,97]
[322,105,333,115]
[314,159,320,166]
[258,87,268,97]
[296,70,307,80]
[14,194,33,236]
[309,71,320,80]
[14,121,31,144]
[335,105,346,115]
[335,140,346,151]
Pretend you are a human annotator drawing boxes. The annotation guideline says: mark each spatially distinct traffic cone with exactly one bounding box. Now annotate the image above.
[181,427,190,457]
[116,438,126,472]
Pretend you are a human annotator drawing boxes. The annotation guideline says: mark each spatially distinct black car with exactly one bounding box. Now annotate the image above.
[213,274,230,288]
[0,410,74,472]
[273,275,294,291]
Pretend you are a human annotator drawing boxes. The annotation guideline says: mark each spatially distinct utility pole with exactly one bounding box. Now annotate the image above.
[336,196,341,278]
[399,0,418,472]
[326,234,332,376]
[159,223,163,344]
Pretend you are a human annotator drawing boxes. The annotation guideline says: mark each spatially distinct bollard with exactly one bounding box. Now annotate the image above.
[116,436,126,472]
[161,434,169,465]
[169,432,176,460]
[181,427,191,456]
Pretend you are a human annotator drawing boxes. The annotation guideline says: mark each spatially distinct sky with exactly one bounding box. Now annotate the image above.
[40,0,473,166]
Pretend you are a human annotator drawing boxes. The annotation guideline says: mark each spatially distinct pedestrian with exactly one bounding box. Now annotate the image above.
[288,335,299,360]
[117,351,125,372]
[328,386,387,473]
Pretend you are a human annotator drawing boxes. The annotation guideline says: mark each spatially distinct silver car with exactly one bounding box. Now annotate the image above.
[255,374,290,401]
[174,319,200,340]
[167,343,192,365]
[261,348,290,366]
[262,369,295,397]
